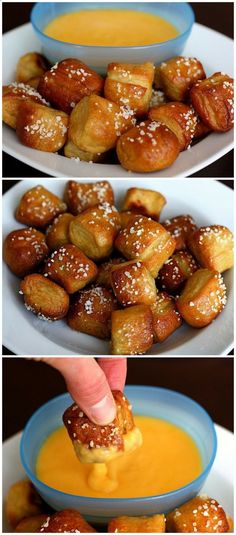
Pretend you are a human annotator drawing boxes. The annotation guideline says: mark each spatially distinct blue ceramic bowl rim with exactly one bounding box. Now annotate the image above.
[30,2,195,51]
[20,386,217,504]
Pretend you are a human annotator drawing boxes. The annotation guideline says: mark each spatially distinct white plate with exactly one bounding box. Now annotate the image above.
[2,424,234,532]
[2,22,234,178]
[2,179,234,356]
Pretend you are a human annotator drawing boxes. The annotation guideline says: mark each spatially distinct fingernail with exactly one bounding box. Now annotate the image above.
[90,395,116,425]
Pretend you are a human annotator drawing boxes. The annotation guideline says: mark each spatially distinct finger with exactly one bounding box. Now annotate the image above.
[98,358,127,391]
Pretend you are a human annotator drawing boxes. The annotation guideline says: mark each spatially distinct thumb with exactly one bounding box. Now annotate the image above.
[43,357,116,425]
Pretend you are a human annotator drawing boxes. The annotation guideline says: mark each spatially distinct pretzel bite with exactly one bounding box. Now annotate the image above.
[5,480,45,529]
[158,251,198,293]
[117,120,180,173]
[187,225,234,273]
[15,514,49,533]
[43,244,98,294]
[162,214,197,252]
[3,227,49,277]
[69,203,121,261]
[68,94,136,154]
[120,211,142,229]
[104,62,154,116]
[20,273,69,321]
[64,139,108,162]
[95,257,126,288]
[2,82,49,129]
[16,101,68,152]
[122,187,166,221]
[149,103,197,151]
[64,180,114,215]
[111,305,153,355]
[38,509,96,533]
[63,390,142,463]
[67,286,117,339]
[38,58,104,114]
[155,56,206,101]
[16,52,49,86]
[111,260,157,306]
[115,215,176,278]
[151,292,182,343]
[190,72,234,132]
[108,514,166,533]
[166,495,229,533]
[46,213,74,251]
[177,268,227,328]
[16,185,67,229]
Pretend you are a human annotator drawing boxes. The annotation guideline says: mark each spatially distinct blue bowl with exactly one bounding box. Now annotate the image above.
[31,2,195,71]
[20,386,216,525]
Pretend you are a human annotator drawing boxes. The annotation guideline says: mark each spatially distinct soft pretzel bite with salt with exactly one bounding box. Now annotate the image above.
[149,102,197,151]
[162,214,197,252]
[16,101,68,152]
[116,120,180,173]
[69,203,121,261]
[187,225,234,273]
[190,72,234,132]
[2,82,49,129]
[64,180,114,215]
[95,257,126,288]
[67,286,118,339]
[43,244,98,293]
[20,273,69,321]
[38,509,96,533]
[46,213,74,251]
[177,268,227,328]
[5,479,45,529]
[166,495,229,533]
[122,187,166,221]
[111,260,157,306]
[104,62,154,116]
[16,52,50,87]
[151,292,182,343]
[3,227,49,277]
[158,251,198,293]
[63,390,142,464]
[120,211,142,229]
[155,56,206,101]
[108,514,166,533]
[115,215,176,278]
[111,304,153,355]
[16,185,67,229]
[38,58,104,114]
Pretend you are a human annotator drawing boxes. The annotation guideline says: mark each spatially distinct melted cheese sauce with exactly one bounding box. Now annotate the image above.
[44,10,179,47]
[36,416,202,498]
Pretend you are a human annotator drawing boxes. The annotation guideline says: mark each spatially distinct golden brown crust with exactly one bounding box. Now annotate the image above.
[155,56,206,101]
[151,291,182,343]
[158,251,198,293]
[16,101,69,152]
[120,211,142,229]
[43,244,98,293]
[38,509,96,533]
[162,214,197,252]
[104,62,154,115]
[149,102,197,151]
[166,495,229,533]
[64,180,114,215]
[67,286,118,339]
[95,257,126,288]
[115,215,176,278]
[63,139,109,162]
[68,95,136,154]
[15,514,49,533]
[111,260,157,306]
[194,116,211,139]
[116,120,180,173]
[3,227,49,277]
[20,273,69,321]
[176,268,227,327]
[187,225,234,273]
[5,479,45,529]
[15,185,67,229]
[38,58,104,114]
[46,213,74,251]
[69,203,121,261]
[16,52,50,85]
[190,72,234,132]
[2,82,49,129]
[108,514,166,533]
[111,305,153,355]
[122,187,166,221]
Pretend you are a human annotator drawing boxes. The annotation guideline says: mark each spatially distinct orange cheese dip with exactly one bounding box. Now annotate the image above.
[44,10,179,47]
[36,416,202,498]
